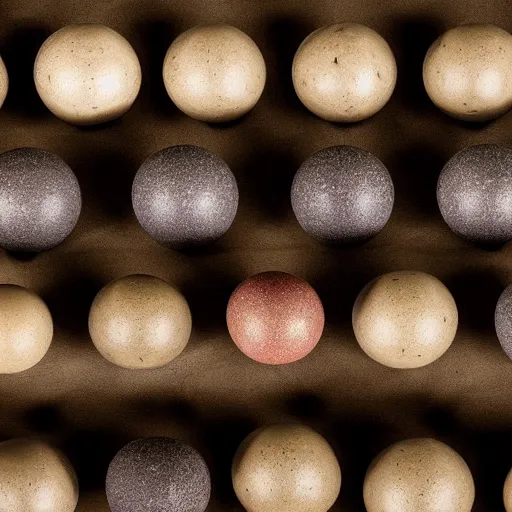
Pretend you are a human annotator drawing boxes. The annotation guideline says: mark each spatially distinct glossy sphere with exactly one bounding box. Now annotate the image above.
[0,55,8,107]
[227,271,325,364]
[107,437,211,512]
[291,146,394,243]
[364,438,475,512]
[132,145,238,248]
[34,24,141,125]
[423,24,512,122]
[0,438,78,512]
[495,284,512,360]
[89,274,192,369]
[293,23,397,122]
[353,271,458,368]
[233,424,341,512]
[504,467,512,512]
[163,25,266,122]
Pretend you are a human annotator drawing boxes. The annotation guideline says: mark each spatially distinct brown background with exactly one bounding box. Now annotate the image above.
[0,0,511,510]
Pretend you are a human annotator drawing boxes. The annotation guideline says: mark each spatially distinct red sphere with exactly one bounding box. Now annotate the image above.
[226,271,325,364]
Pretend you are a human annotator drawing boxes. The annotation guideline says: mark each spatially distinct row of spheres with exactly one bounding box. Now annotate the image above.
[0,23,511,123]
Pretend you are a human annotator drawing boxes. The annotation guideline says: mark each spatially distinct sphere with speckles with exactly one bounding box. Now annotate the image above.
[494,283,512,360]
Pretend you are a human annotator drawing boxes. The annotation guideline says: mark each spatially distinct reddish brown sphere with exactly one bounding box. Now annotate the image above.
[226,271,325,364]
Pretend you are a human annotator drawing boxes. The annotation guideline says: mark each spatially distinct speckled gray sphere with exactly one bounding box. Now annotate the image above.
[132,145,238,248]
[495,284,512,360]
[291,146,394,244]
[0,148,81,252]
[437,144,512,245]
[106,437,211,512]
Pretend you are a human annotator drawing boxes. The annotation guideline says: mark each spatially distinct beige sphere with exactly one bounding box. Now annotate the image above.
[88,274,192,369]
[232,424,341,512]
[352,271,458,369]
[292,23,397,122]
[504,467,512,512]
[364,438,475,512]
[0,438,78,512]
[34,24,141,125]
[163,24,266,122]
[423,24,512,122]
[0,284,53,374]
[0,55,8,108]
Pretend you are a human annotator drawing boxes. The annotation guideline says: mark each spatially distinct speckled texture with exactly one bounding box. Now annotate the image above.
[88,274,192,369]
[0,148,81,252]
[291,145,394,244]
[0,438,78,512]
[504,466,512,512]
[364,438,475,512]
[0,55,8,108]
[34,24,141,125]
[132,145,239,249]
[494,284,512,360]
[163,24,266,122]
[353,271,458,369]
[226,271,325,364]
[106,437,211,512]
[423,24,512,122]
[232,424,341,512]
[292,23,397,122]
[437,144,512,245]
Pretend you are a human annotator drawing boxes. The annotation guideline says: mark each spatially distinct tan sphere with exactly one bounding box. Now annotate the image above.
[34,24,141,125]
[0,284,53,374]
[364,438,475,512]
[232,424,341,512]
[0,438,78,512]
[163,24,266,122]
[88,274,192,369]
[423,24,512,122]
[504,467,512,512]
[352,271,458,369]
[292,23,397,122]
[0,55,8,107]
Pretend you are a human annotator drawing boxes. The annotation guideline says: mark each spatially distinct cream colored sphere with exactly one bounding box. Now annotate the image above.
[423,24,512,122]
[163,24,266,122]
[0,55,8,108]
[34,24,141,125]
[292,23,397,122]
[504,467,512,511]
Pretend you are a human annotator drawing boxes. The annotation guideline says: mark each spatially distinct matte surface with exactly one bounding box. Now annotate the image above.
[495,283,512,360]
[0,55,7,107]
[504,467,512,512]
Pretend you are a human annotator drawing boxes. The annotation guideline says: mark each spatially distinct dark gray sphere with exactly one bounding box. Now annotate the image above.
[495,284,512,360]
[0,148,81,252]
[437,144,512,245]
[106,437,211,512]
[291,146,394,244]
[132,145,238,248]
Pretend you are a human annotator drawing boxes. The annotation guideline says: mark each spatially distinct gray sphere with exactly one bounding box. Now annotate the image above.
[0,148,81,252]
[291,145,394,243]
[437,144,512,245]
[495,284,512,360]
[132,145,238,248]
[106,437,211,512]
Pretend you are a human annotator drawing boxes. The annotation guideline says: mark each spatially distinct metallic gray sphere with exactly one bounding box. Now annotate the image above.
[495,284,512,360]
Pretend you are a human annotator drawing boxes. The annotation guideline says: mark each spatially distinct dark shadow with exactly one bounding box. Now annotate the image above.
[74,117,123,132]
[5,250,40,262]
[131,397,199,426]
[283,393,326,421]
[23,403,64,433]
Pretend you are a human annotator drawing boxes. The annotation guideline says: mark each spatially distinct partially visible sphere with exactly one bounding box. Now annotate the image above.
[163,24,266,122]
[0,148,81,252]
[504,466,512,512]
[437,144,512,245]
[132,145,238,248]
[233,424,341,512]
[34,24,141,125]
[495,283,512,360]
[364,438,475,512]
[291,146,394,243]
[292,23,397,122]
[0,438,78,512]
[0,55,8,107]
[106,437,211,512]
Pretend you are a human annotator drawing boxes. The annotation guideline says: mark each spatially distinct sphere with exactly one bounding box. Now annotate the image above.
[132,145,238,248]
[0,55,8,107]
[353,271,458,369]
[364,438,475,512]
[423,24,512,122]
[89,274,192,369]
[106,437,211,512]
[0,438,78,512]
[291,145,394,244]
[163,24,266,122]
[292,23,397,122]
[0,148,81,252]
[34,24,141,125]
[495,284,512,360]
[233,424,341,512]
[504,467,512,512]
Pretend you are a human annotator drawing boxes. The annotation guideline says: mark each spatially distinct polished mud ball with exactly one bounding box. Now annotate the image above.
[132,145,238,248]
[504,466,512,512]
[437,144,512,245]
[106,437,211,512]
[291,146,394,244]
[0,148,81,252]
[494,284,512,360]
[0,55,8,107]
